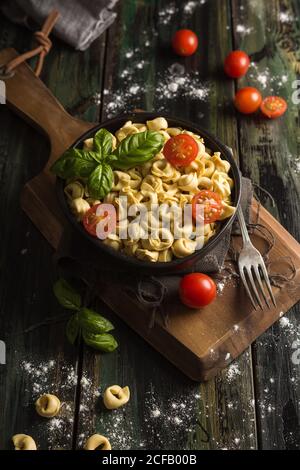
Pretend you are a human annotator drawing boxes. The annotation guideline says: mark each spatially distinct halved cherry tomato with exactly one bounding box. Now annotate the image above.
[83,203,114,238]
[224,50,250,78]
[234,87,262,114]
[260,96,287,119]
[179,273,216,308]
[172,29,198,56]
[163,134,199,167]
[192,190,223,224]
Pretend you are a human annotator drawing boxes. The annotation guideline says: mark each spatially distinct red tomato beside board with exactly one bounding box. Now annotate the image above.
[234,87,262,114]
[179,273,217,308]
[224,50,250,78]
[163,134,199,167]
[172,29,198,56]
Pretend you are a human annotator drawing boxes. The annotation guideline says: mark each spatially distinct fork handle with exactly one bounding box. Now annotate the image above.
[237,205,251,244]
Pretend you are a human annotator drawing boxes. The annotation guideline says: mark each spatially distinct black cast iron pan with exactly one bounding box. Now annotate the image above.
[56,112,241,274]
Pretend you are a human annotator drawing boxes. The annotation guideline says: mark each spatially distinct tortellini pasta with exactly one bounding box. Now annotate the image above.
[65,117,236,262]
[172,238,197,258]
[69,198,90,221]
[84,434,111,451]
[103,385,130,410]
[35,394,61,418]
[12,434,37,450]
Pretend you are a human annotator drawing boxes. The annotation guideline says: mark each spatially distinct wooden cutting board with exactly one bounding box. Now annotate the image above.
[2,48,300,381]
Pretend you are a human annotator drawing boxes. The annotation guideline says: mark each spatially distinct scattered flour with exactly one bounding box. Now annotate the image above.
[226,363,241,383]
[158,3,176,24]
[225,352,231,361]
[278,11,295,23]
[183,1,198,14]
[236,24,254,36]
[279,316,290,328]
[248,63,290,92]
[103,61,209,118]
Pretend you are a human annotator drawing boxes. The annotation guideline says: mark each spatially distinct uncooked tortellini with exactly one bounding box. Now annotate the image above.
[103,385,130,410]
[12,434,37,450]
[35,394,61,418]
[84,434,111,450]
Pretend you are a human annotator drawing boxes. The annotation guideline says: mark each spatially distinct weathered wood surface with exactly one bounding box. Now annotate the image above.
[0,0,299,450]
[232,0,300,450]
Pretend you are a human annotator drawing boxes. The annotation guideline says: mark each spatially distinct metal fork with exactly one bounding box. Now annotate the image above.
[237,205,276,310]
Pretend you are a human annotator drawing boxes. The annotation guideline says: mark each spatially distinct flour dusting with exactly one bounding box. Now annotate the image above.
[103,62,209,118]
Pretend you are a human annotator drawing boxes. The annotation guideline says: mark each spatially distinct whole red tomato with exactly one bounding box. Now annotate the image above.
[172,29,198,56]
[179,273,216,309]
[224,50,250,78]
[234,87,262,114]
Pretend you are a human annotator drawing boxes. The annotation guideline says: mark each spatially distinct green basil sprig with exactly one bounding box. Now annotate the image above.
[53,278,118,353]
[50,127,164,199]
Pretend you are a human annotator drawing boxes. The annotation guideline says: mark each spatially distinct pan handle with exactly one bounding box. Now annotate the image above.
[0,48,95,170]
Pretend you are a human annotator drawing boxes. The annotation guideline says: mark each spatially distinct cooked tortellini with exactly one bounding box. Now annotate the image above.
[65,118,236,262]
[103,385,130,410]
[12,434,37,450]
[35,394,61,418]
[84,434,111,451]
[69,198,90,221]
[64,181,84,200]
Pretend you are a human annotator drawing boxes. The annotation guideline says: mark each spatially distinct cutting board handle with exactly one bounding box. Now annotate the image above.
[0,48,94,170]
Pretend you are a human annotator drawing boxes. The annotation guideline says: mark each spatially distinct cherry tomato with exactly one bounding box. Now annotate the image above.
[260,96,287,119]
[179,273,217,308]
[192,190,223,224]
[224,50,250,78]
[234,87,262,114]
[83,204,114,238]
[163,134,199,167]
[172,29,198,56]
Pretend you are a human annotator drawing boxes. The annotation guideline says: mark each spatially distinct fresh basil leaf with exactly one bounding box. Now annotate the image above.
[53,278,81,310]
[66,313,80,344]
[79,307,114,334]
[82,330,118,352]
[51,148,99,179]
[112,131,165,170]
[105,154,118,163]
[87,163,113,199]
[93,129,114,161]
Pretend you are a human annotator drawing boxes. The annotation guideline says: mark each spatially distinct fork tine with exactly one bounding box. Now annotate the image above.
[246,267,264,310]
[253,265,271,308]
[260,262,276,307]
[240,267,258,310]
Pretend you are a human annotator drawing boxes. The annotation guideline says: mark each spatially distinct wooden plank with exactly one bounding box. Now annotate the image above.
[0,15,105,449]
[231,0,300,450]
[76,0,257,449]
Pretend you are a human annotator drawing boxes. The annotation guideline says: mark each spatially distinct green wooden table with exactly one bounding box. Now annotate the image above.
[0,0,299,450]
